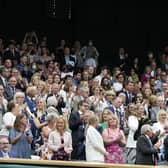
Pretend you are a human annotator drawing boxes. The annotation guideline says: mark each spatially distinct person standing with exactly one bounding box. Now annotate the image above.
[135,124,161,165]
[85,114,108,162]
[9,114,33,158]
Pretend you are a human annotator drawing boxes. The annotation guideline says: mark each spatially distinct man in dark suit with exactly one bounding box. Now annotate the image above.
[69,100,89,160]
[0,136,15,158]
[136,124,161,165]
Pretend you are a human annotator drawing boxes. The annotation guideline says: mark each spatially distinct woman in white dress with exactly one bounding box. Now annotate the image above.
[85,114,108,162]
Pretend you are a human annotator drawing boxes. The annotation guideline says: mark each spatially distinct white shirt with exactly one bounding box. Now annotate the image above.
[126,115,139,148]
[0,112,16,136]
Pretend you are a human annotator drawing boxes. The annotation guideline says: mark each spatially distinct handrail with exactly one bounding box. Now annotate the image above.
[0,158,164,168]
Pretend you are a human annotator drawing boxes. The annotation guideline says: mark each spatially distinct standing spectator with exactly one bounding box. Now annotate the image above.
[135,124,161,165]
[24,86,37,114]
[102,114,126,163]
[85,114,108,162]
[81,40,99,69]
[48,116,72,160]
[69,100,89,160]
[99,109,112,131]
[0,101,19,136]
[125,104,139,164]
[9,114,33,158]
[3,41,20,65]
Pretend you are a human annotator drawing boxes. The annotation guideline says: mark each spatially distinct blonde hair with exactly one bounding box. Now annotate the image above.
[149,95,157,106]
[56,116,68,132]
[36,98,46,114]
[85,114,99,136]
[100,109,112,122]
[107,114,120,128]
[88,114,99,126]
[157,109,167,122]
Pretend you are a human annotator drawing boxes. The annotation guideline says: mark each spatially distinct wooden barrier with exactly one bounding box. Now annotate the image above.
[0,158,167,168]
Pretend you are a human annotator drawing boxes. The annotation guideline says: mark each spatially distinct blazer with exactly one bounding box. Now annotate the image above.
[69,111,83,146]
[86,125,106,162]
[0,150,16,158]
[48,130,72,153]
[135,134,158,165]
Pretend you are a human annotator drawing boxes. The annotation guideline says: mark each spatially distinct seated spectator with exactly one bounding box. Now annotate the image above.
[0,136,16,158]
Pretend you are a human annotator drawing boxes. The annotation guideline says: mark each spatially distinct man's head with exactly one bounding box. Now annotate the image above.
[141,124,153,138]
[0,136,10,153]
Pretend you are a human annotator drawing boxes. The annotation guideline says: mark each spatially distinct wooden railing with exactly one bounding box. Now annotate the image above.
[0,158,166,168]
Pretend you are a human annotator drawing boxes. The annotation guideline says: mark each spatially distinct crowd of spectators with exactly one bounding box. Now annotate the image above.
[1,31,168,165]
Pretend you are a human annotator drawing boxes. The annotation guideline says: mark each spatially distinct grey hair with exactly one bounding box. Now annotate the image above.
[26,86,36,95]
[14,91,25,103]
[80,87,89,93]
[141,124,151,135]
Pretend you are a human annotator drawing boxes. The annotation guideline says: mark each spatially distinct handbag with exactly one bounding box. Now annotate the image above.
[52,148,70,160]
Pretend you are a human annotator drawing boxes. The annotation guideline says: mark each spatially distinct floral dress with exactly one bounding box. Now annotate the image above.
[105,128,124,163]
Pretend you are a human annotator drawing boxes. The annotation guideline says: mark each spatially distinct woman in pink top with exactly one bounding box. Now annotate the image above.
[102,114,126,163]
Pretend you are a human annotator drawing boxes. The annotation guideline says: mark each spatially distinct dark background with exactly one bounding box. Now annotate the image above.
[0,0,168,67]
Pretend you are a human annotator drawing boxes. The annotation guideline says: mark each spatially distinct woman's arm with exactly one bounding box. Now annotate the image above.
[102,129,117,146]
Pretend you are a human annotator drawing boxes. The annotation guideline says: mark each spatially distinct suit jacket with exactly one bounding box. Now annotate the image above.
[3,86,14,101]
[24,96,36,114]
[0,150,16,158]
[136,134,158,165]
[69,111,85,160]
[0,76,7,88]
[69,111,83,146]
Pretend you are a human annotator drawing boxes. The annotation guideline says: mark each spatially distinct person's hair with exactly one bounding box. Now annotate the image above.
[78,100,88,109]
[85,114,99,136]
[36,98,46,113]
[90,86,101,95]
[46,113,58,121]
[13,91,25,103]
[149,95,157,106]
[64,82,74,92]
[88,114,99,126]
[105,90,116,98]
[56,116,68,132]
[14,113,27,131]
[7,100,16,112]
[125,103,137,119]
[107,114,120,128]
[157,109,167,122]
[141,124,151,135]
[26,86,36,95]
[100,109,112,123]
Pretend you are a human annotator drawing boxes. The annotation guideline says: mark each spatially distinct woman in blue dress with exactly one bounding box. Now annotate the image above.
[9,113,33,158]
